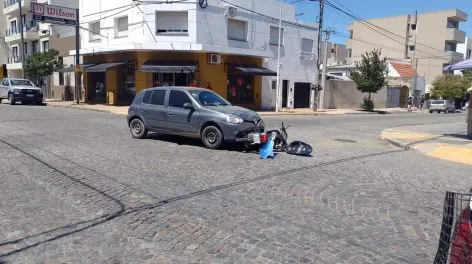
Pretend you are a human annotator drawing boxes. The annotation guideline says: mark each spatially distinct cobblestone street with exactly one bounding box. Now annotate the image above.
[0,103,470,264]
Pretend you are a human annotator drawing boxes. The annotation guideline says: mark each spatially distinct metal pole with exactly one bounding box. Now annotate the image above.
[75,8,80,104]
[319,30,330,109]
[19,0,26,78]
[313,0,323,111]
[412,11,419,107]
[275,0,282,112]
[468,87,472,138]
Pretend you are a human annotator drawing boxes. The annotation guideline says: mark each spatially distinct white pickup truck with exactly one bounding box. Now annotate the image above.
[0,78,43,105]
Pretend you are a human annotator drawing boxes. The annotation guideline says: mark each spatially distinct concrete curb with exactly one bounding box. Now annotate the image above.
[380,137,412,151]
[47,104,113,114]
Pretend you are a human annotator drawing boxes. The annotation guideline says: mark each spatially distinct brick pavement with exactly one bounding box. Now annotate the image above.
[0,103,470,263]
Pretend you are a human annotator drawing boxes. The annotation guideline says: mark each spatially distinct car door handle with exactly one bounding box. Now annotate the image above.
[168,113,173,116]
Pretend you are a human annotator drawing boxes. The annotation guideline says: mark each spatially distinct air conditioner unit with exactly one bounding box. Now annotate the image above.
[224,6,237,17]
[208,53,222,64]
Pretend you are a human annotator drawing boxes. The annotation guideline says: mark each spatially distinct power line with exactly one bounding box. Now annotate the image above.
[325,0,452,57]
[81,5,137,24]
[82,4,135,18]
[134,4,159,45]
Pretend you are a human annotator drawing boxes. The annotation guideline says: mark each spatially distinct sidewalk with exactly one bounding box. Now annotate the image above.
[45,100,409,117]
[380,122,472,165]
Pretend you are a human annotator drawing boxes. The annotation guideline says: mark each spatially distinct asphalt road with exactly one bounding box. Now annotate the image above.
[0,103,470,264]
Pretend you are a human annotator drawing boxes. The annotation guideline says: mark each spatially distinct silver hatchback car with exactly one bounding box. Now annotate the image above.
[127,86,265,149]
[429,100,456,114]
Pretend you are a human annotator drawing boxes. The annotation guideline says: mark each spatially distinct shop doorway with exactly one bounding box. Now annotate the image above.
[282,80,288,108]
[119,71,136,104]
[227,74,254,105]
[294,82,310,108]
[89,72,106,103]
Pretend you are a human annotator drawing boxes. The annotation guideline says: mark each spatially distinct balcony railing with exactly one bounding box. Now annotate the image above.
[8,54,30,64]
[5,21,38,36]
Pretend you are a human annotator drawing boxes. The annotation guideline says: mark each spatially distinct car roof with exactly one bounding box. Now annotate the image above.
[145,86,208,93]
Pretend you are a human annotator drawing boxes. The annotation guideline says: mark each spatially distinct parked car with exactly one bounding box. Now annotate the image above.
[429,100,456,114]
[0,78,43,105]
[127,87,265,149]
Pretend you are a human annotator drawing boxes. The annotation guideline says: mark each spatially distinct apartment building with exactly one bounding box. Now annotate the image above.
[2,0,78,98]
[320,42,348,67]
[75,0,318,109]
[346,9,468,92]
[0,0,7,78]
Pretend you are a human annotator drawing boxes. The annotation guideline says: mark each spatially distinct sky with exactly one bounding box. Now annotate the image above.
[293,0,472,44]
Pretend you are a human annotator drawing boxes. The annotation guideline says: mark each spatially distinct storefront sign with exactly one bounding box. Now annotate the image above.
[31,3,77,26]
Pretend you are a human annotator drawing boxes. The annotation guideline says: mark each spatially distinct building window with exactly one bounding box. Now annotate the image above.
[411,23,417,30]
[156,11,188,35]
[115,16,128,38]
[272,80,276,90]
[11,46,18,63]
[467,49,471,59]
[89,21,101,41]
[42,40,49,52]
[32,40,38,53]
[445,42,456,52]
[270,26,284,46]
[23,42,27,55]
[348,48,352,58]
[301,38,314,53]
[447,19,458,29]
[349,30,353,39]
[409,45,415,51]
[10,20,17,35]
[227,19,247,41]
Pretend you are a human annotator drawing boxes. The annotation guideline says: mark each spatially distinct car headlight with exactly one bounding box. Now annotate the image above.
[13,89,21,94]
[226,114,243,124]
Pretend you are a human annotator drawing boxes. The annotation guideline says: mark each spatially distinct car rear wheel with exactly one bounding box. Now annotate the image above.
[8,94,14,105]
[129,118,147,139]
[201,126,223,149]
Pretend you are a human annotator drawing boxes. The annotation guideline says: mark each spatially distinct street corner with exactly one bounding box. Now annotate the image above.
[379,128,436,150]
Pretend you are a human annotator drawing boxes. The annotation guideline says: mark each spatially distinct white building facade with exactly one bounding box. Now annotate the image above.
[76,0,318,109]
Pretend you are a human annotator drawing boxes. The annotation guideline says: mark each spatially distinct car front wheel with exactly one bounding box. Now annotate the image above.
[129,118,148,139]
[201,126,223,149]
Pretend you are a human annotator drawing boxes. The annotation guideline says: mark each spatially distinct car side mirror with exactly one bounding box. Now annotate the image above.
[183,103,195,110]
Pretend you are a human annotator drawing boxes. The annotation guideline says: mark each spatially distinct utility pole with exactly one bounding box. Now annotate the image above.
[275,0,283,112]
[75,8,80,104]
[411,10,419,108]
[19,0,26,78]
[320,29,332,110]
[312,0,324,111]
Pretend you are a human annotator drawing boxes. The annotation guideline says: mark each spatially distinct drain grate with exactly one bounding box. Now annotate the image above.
[333,139,357,143]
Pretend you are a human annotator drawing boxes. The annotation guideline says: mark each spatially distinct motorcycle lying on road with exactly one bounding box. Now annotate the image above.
[244,122,312,157]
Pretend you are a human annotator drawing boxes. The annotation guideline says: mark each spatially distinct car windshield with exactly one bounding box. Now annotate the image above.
[10,79,34,86]
[431,100,445,104]
[190,90,230,106]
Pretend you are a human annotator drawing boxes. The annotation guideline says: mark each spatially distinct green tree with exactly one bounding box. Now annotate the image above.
[24,49,61,84]
[462,69,472,84]
[431,74,469,100]
[349,49,388,111]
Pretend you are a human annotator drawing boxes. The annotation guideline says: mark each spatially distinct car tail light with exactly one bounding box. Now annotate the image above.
[260,133,267,143]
